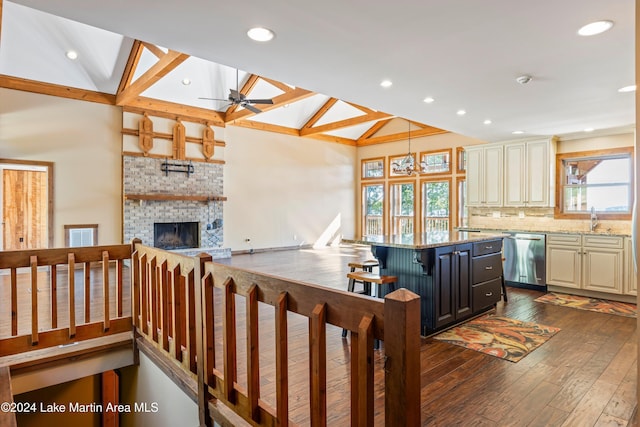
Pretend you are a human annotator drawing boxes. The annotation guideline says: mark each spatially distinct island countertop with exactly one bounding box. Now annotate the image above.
[342,231,506,250]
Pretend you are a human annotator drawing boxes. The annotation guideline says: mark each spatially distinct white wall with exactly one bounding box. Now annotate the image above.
[0,88,122,246]
[224,125,357,251]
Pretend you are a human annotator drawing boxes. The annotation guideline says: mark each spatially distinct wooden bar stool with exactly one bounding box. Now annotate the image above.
[342,271,397,342]
[346,260,379,296]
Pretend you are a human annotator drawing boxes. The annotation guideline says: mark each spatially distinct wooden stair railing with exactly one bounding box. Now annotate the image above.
[0,244,133,357]
[131,241,421,426]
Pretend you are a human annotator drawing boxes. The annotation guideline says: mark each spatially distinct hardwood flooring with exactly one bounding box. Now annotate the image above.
[220,245,638,426]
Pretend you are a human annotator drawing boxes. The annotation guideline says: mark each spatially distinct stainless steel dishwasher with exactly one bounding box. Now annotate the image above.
[503,232,546,290]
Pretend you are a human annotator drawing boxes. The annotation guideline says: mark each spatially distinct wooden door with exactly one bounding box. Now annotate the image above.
[3,169,48,250]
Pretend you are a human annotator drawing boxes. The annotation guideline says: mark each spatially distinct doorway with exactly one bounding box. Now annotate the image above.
[0,160,53,250]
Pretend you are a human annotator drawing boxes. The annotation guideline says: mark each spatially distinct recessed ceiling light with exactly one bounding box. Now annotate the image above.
[181,78,191,86]
[423,97,435,104]
[380,80,393,88]
[247,27,275,42]
[584,128,594,132]
[456,109,466,116]
[578,20,614,36]
[483,119,492,125]
[618,85,637,93]
[65,50,78,60]
[512,130,525,135]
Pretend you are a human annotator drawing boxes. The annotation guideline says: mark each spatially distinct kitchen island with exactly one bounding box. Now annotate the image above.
[343,232,505,336]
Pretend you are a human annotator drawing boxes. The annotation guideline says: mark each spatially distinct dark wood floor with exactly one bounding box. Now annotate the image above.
[219,245,638,427]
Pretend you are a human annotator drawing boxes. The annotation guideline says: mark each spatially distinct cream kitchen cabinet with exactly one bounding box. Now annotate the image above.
[546,234,624,295]
[466,145,503,207]
[503,138,555,207]
[624,237,637,296]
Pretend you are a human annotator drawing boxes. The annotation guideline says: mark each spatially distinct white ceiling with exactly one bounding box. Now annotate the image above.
[2,0,636,143]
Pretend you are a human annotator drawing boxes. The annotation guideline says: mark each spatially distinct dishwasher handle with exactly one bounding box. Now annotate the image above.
[505,236,542,241]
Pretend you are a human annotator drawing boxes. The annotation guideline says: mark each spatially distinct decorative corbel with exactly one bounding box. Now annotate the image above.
[202,124,215,160]
[173,119,186,160]
[138,113,154,156]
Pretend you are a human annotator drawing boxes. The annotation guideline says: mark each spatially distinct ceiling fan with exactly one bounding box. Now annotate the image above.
[199,69,274,114]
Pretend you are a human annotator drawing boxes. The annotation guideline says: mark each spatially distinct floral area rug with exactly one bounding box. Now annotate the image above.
[535,292,637,318]
[432,315,560,363]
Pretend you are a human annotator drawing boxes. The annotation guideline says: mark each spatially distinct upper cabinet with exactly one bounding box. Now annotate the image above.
[466,137,556,208]
[466,145,503,207]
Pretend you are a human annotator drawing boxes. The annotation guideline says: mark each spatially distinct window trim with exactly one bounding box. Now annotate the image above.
[554,147,634,220]
[456,147,466,174]
[418,148,452,175]
[455,176,467,228]
[361,156,386,180]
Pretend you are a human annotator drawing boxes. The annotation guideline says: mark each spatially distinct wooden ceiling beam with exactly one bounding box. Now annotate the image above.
[301,98,339,130]
[124,96,226,126]
[259,76,293,93]
[116,49,189,106]
[230,120,300,136]
[117,40,143,95]
[0,0,4,48]
[300,111,392,137]
[225,87,314,123]
[356,126,448,146]
[141,42,165,59]
[0,74,115,105]
[357,118,393,141]
[304,133,357,146]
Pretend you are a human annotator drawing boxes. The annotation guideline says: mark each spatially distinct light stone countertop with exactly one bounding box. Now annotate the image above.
[456,227,631,238]
[342,231,506,250]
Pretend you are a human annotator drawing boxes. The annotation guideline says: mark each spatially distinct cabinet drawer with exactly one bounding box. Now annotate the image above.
[547,234,581,246]
[473,239,503,256]
[583,235,624,249]
[472,253,502,284]
[472,278,502,311]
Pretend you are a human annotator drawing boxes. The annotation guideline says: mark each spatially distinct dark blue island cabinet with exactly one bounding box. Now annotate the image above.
[344,233,504,336]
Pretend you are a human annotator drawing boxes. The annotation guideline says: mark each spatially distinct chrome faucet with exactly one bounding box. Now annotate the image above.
[590,206,599,232]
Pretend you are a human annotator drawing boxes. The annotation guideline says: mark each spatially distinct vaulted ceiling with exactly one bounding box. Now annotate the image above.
[0,0,635,144]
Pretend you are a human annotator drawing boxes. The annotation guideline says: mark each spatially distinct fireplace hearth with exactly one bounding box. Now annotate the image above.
[154,222,199,250]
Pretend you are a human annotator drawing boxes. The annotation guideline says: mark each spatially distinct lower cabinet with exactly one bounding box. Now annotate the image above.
[433,243,472,329]
[624,237,638,296]
[546,234,624,295]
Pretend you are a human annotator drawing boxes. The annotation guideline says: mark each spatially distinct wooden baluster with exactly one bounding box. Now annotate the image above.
[187,269,196,373]
[150,257,158,342]
[84,261,91,324]
[203,273,215,387]
[223,278,237,404]
[68,253,76,338]
[309,303,327,426]
[116,259,124,318]
[246,284,260,422]
[10,267,17,336]
[352,314,374,427]
[30,256,38,345]
[102,251,110,331]
[275,292,289,427]
[172,264,183,362]
[50,265,57,329]
[193,253,212,427]
[159,260,169,352]
[140,254,148,334]
[131,251,140,328]
[384,289,421,427]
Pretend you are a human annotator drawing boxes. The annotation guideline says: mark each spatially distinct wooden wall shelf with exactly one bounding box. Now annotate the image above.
[125,194,227,202]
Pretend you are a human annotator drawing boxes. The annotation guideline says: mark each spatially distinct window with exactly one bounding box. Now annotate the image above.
[421,179,451,232]
[390,182,415,234]
[65,224,98,247]
[361,158,385,179]
[556,147,633,219]
[419,149,451,174]
[456,147,466,173]
[456,178,468,227]
[362,183,384,235]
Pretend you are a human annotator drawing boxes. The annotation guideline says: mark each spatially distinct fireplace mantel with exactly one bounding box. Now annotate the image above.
[125,194,227,202]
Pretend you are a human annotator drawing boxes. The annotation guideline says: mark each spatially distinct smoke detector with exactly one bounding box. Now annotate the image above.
[516,75,532,85]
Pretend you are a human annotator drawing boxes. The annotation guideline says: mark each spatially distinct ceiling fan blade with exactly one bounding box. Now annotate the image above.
[246,99,274,105]
[243,103,262,114]
[198,97,229,102]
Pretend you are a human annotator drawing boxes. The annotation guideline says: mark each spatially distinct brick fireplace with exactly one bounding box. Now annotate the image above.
[123,155,230,258]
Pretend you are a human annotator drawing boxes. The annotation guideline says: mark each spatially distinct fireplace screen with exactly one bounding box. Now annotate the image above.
[153,222,199,250]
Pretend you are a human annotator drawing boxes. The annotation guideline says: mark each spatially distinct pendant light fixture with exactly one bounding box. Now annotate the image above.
[391,121,426,175]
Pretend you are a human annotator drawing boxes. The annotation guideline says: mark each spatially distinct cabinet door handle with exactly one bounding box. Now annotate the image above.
[485,292,493,297]
[485,246,494,249]
[485,266,493,270]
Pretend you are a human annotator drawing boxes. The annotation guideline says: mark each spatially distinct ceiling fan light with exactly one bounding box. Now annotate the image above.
[247,27,275,42]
